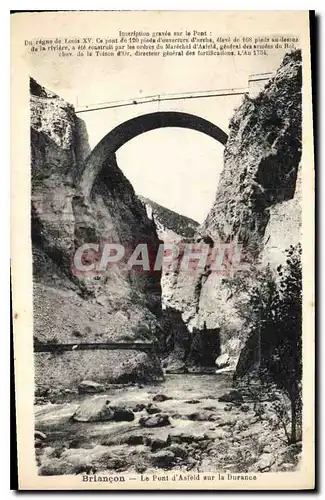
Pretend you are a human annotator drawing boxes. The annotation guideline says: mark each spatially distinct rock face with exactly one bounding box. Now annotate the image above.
[163,50,302,370]
[31,77,164,388]
[138,195,199,241]
[136,197,219,372]
[202,51,302,247]
[111,352,164,384]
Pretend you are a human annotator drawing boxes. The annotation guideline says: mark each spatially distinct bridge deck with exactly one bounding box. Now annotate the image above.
[75,87,249,113]
[34,342,155,353]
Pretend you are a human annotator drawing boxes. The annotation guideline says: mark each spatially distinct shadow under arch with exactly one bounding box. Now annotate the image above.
[78,111,228,197]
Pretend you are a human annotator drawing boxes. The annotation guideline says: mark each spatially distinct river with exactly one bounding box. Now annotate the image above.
[35,373,300,475]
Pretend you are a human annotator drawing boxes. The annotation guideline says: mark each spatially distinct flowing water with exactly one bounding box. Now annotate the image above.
[36,373,233,445]
[35,373,299,475]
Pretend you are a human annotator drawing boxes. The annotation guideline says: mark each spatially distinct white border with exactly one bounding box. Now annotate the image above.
[5,4,322,499]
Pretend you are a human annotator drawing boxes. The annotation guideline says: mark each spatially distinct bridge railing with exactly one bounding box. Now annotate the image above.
[75,87,250,114]
[34,341,157,353]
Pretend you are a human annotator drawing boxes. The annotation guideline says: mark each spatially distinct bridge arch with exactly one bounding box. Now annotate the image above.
[79,111,228,197]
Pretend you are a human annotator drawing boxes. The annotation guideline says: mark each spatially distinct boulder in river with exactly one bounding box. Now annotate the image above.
[139,413,170,428]
[72,396,135,423]
[35,430,47,440]
[146,403,162,414]
[151,450,175,468]
[255,453,276,471]
[172,430,206,443]
[35,430,47,448]
[215,353,230,370]
[132,403,146,412]
[218,390,243,403]
[188,411,217,422]
[167,443,188,458]
[125,434,144,446]
[165,360,188,374]
[73,397,114,422]
[78,380,105,394]
[152,394,171,402]
[110,406,135,422]
[105,457,127,471]
[150,435,171,451]
[68,438,92,449]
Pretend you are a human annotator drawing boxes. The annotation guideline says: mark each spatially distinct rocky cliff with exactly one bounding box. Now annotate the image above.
[31,78,164,389]
[164,50,302,370]
[202,50,302,250]
[138,195,199,242]
[137,196,216,373]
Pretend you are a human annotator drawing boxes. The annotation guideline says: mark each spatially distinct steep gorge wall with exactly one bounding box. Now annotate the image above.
[31,78,164,389]
[165,50,302,369]
[202,50,302,249]
[137,197,220,372]
[138,195,199,242]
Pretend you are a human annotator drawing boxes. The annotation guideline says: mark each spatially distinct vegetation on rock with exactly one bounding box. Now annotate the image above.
[234,244,302,443]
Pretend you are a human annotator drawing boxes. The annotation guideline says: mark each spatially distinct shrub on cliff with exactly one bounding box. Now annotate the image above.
[233,244,302,443]
[266,244,302,443]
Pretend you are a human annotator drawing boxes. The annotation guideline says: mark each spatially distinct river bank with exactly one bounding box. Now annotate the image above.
[35,374,301,476]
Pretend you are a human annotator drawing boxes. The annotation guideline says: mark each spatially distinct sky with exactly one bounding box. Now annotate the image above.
[28,26,293,222]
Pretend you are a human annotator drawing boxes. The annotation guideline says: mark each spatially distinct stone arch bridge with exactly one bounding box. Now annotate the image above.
[75,75,273,195]
[78,111,228,197]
